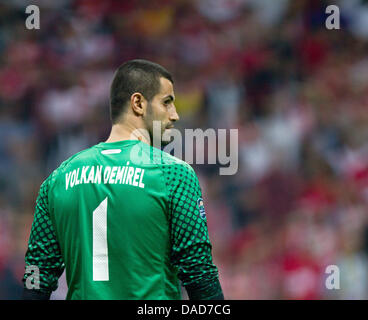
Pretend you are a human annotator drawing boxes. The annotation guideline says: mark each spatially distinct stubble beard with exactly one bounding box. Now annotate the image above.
[145,102,171,148]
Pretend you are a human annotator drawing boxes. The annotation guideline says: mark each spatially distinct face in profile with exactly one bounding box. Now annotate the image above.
[144,77,179,147]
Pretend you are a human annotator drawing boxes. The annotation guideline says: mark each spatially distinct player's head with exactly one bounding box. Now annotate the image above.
[110,59,179,145]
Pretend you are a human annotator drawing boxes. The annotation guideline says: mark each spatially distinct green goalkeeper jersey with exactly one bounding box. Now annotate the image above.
[23,140,222,300]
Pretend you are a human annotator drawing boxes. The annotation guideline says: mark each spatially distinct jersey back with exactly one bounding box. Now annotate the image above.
[50,140,182,299]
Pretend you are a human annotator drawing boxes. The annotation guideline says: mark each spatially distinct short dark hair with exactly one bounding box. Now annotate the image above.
[109,59,173,123]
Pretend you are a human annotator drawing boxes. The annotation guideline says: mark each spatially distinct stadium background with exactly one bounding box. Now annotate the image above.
[1,0,368,299]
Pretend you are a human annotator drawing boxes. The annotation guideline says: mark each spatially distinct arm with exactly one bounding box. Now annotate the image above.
[22,175,65,300]
[166,163,224,300]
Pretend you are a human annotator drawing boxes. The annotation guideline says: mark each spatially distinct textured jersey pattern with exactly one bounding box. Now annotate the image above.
[154,150,222,299]
[23,173,65,293]
[22,143,222,299]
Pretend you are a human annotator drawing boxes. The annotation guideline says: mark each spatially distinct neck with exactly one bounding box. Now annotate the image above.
[105,122,151,145]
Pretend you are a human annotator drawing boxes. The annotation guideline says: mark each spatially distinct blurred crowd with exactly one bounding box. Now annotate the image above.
[1,0,368,299]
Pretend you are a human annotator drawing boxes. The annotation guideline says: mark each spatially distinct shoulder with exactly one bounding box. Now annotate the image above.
[156,152,199,188]
[137,143,193,170]
[48,145,97,183]
[151,147,195,174]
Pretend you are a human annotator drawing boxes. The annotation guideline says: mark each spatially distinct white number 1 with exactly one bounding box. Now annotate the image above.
[93,197,109,281]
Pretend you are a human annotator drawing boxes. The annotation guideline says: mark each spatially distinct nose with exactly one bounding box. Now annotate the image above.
[169,105,180,122]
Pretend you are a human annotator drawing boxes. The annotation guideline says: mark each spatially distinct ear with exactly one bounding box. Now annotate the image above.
[130,92,146,116]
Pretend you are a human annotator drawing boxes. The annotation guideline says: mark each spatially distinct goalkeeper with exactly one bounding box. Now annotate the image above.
[22,59,224,300]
